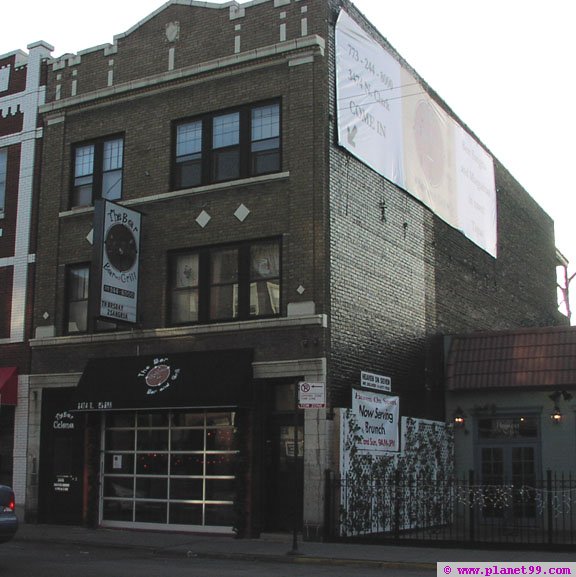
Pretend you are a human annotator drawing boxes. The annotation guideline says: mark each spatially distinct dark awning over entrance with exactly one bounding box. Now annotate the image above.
[74,350,253,411]
[0,367,18,406]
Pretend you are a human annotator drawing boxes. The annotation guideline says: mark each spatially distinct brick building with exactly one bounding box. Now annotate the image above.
[0,41,52,500]
[25,0,563,537]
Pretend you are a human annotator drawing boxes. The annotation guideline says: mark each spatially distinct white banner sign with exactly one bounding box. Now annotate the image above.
[335,10,497,257]
[350,389,399,453]
[94,200,142,324]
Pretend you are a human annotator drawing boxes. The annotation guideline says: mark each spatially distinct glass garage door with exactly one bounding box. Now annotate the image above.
[101,410,237,531]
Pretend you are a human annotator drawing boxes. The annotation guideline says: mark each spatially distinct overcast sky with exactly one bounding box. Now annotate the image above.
[3,0,575,314]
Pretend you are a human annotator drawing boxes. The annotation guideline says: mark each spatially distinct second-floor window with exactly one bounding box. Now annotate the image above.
[169,239,281,325]
[72,136,124,207]
[0,148,7,217]
[66,264,90,333]
[174,101,281,190]
[65,264,117,334]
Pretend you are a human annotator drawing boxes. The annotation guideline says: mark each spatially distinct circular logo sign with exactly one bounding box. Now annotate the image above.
[145,364,171,388]
[105,223,138,272]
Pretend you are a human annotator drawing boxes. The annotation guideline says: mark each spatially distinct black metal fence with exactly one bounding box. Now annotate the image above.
[325,471,576,548]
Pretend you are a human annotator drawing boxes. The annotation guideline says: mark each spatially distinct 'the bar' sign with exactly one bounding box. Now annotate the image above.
[92,200,142,324]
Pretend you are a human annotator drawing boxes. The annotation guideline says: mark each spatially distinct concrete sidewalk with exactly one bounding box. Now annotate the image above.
[13,522,576,570]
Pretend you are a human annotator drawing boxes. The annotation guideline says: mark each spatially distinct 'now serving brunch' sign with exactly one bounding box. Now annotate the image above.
[348,389,400,454]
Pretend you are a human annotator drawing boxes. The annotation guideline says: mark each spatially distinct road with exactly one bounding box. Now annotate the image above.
[0,539,434,577]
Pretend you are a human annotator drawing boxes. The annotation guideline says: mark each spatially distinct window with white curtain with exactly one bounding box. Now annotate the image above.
[169,239,281,325]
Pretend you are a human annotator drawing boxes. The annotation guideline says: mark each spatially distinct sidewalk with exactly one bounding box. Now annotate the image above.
[14,522,576,570]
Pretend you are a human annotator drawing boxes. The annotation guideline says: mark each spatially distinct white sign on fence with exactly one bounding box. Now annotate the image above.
[349,389,399,453]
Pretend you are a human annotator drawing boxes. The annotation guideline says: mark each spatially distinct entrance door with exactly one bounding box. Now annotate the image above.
[480,445,537,519]
[263,382,304,533]
[39,388,84,525]
[477,415,539,523]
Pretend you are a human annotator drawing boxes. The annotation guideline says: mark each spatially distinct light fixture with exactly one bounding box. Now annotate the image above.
[551,406,562,424]
[549,390,574,403]
[453,407,466,429]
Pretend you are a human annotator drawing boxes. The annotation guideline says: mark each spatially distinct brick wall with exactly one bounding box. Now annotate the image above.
[325,0,563,417]
[0,54,27,96]
[33,1,330,372]
[45,1,325,102]
[32,0,563,421]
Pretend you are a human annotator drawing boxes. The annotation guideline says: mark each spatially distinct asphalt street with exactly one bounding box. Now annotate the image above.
[0,540,433,577]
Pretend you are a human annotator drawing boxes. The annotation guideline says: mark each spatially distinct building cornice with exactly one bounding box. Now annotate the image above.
[40,35,325,115]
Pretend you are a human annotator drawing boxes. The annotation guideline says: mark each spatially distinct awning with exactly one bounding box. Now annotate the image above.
[0,367,18,406]
[74,350,253,411]
[446,326,576,391]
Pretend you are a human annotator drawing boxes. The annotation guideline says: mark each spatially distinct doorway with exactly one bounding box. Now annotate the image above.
[263,382,304,532]
[477,415,539,522]
[39,388,84,525]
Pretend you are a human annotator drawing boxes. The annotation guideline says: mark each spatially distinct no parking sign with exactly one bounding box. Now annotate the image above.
[298,382,326,409]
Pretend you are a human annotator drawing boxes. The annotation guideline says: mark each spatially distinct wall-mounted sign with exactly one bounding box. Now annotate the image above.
[361,371,391,392]
[335,10,497,257]
[53,474,77,493]
[298,381,326,409]
[52,411,75,430]
[92,200,142,324]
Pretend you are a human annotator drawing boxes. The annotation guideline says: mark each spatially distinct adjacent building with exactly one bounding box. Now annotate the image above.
[446,326,576,480]
[21,0,563,538]
[0,41,52,502]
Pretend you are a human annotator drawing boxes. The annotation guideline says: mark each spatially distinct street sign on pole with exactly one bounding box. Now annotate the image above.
[297,381,326,409]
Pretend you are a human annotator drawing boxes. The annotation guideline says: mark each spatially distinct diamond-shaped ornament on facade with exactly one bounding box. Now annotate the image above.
[86,229,94,245]
[234,204,250,222]
[297,285,306,295]
[196,210,211,228]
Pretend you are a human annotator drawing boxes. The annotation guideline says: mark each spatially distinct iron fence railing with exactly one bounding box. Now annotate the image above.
[324,471,576,548]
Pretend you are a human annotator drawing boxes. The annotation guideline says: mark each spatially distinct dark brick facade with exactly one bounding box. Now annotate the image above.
[27,0,563,534]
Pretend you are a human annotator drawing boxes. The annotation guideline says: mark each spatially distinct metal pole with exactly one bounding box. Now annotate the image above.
[547,469,553,545]
[288,382,300,555]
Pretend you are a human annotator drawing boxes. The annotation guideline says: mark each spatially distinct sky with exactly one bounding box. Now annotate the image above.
[3,0,575,315]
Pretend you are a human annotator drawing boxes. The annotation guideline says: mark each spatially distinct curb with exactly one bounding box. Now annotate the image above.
[164,549,437,571]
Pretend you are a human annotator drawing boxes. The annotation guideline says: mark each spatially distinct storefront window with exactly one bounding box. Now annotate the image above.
[102,410,238,529]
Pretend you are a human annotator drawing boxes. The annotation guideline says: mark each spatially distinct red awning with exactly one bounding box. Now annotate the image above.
[446,326,576,391]
[0,367,18,406]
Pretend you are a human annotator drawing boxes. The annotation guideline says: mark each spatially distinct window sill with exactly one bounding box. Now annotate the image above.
[59,172,290,218]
